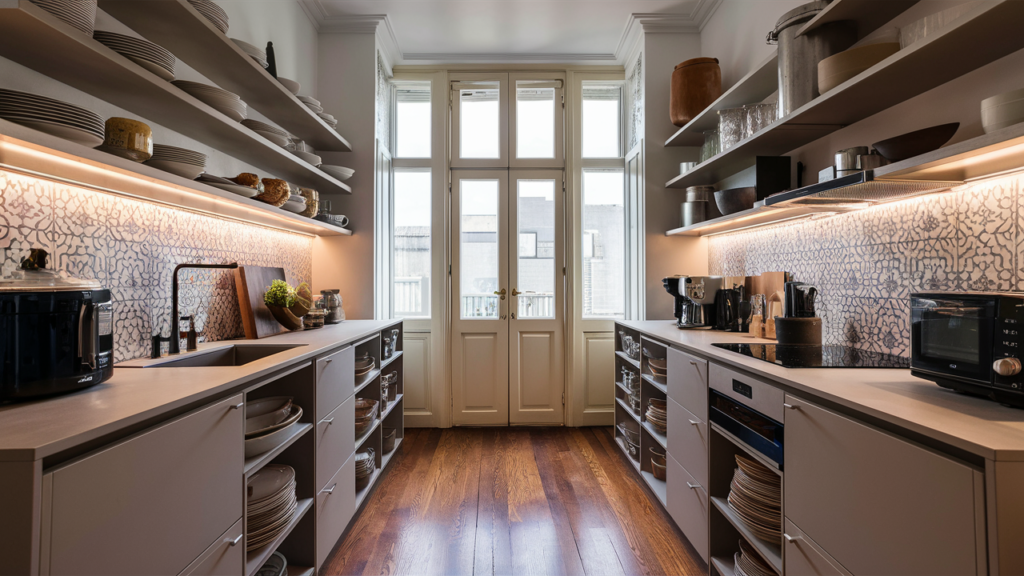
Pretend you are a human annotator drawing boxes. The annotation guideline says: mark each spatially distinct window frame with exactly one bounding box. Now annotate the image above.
[508,72,565,169]
[450,73,509,169]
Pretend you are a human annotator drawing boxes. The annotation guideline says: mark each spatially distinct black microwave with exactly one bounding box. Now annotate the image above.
[911,292,1024,407]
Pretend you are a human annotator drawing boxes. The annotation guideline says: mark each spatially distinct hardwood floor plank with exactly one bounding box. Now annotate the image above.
[474,428,512,576]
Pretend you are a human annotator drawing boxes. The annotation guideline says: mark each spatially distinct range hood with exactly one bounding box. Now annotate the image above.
[763,170,963,208]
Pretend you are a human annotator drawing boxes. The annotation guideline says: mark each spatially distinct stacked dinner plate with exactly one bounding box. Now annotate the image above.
[93,31,176,82]
[281,194,306,214]
[231,38,268,68]
[319,165,354,182]
[318,112,339,129]
[246,465,297,552]
[196,173,260,197]
[241,119,291,147]
[171,80,247,122]
[291,149,321,167]
[31,0,97,35]
[355,398,378,437]
[0,88,103,146]
[645,398,667,434]
[355,448,375,491]
[355,352,375,377]
[188,0,228,34]
[297,95,323,114]
[244,396,303,458]
[734,539,778,576]
[144,144,207,179]
[727,454,782,544]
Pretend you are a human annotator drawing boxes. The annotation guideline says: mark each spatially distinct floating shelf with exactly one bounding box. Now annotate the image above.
[245,497,313,576]
[99,0,351,152]
[796,0,919,37]
[876,121,1024,182]
[0,119,352,236]
[711,496,783,575]
[666,204,852,237]
[0,1,352,194]
[665,0,1024,189]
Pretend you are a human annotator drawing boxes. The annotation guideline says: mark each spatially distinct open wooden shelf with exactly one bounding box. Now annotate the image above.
[245,497,313,576]
[0,119,352,236]
[99,0,351,152]
[796,0,918,37]
[711,496,783,574]
[0,1,352,195]
[710,556,737,576]
[665,0,1024,189]
[244,423,313,477]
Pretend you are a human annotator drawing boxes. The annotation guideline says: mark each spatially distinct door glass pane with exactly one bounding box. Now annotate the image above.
[461,180,500,319]
[582,170,625,318]
[394,169,431,318]
[582,84,621,158]
[516,84,555,158]
[460,86,500,159]
[516,180,555,319]
[395,83,431,158]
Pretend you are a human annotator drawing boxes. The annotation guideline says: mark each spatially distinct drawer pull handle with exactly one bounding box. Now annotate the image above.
[321,484,337,495]
[688,419,700,426]
[686,482,700,490]
[784,534,798,543]
[230,402,243,410]
[227,534,242,546]
[689,361,699,367]
[783,403,798,410]
[322,418,335,425]
[325,358,333,364]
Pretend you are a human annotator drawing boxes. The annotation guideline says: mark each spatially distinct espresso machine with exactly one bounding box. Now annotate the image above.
[663,276,722,328]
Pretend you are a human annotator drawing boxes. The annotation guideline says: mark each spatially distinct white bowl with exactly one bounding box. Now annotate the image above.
[245,419,299,458]
[278,77,300,95]
[144,159,205,179]
[320,164,354,181]
[291,149,321,166]
[982,99,1024,134]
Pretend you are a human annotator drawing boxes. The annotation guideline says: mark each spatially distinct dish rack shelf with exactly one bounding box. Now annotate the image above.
[98,0,351,153]
[0,1,353,195]
[0,119,352,237]
[664,0,1024,189]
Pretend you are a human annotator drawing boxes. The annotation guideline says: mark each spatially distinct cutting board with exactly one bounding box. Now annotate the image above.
[234,265,287,339]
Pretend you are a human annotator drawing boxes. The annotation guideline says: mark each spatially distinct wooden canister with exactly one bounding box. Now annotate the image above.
[671,57,722,127]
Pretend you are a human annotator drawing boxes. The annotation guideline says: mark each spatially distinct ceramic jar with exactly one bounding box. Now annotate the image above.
[670,57,722,127]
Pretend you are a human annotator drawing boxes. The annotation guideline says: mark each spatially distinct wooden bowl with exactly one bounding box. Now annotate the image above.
[266,303,303,330]
[817,42,900,94]
[871,122,959,162]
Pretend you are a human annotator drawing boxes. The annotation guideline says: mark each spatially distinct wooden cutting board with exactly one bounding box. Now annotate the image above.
[234,265,287,339]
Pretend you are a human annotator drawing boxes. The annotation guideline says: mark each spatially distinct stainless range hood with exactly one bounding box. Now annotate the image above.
[764,170,963,208]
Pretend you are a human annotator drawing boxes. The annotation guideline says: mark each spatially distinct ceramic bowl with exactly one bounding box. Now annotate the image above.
[872,122,959,162]
[99,117,153,162]
[277,77,301,95]
[817,42,901,94]
[244,419,300,458]
[982,89,1024,134]
[714,187,756,215]
[246,404,302,439]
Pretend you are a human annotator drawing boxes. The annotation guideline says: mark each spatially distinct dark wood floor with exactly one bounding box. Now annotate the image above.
[322,427,706,576]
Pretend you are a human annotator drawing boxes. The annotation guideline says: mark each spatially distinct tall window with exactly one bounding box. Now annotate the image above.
[396,84,431,157]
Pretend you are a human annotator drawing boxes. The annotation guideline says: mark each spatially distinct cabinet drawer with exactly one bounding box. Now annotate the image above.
[666,453,708,563]
[317,345,355,420]
[666,398,708,487]
[667,347,708,420]
[316,395,355,491]
[180,517,244,576]
[783,518,850,576]
[785,394,983,576]
[317,452,356,569]
[709,362,784,423]
[45,394,244,576]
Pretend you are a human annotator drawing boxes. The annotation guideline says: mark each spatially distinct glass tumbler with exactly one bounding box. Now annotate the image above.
[700,129,720,162]
[718,107,746,151]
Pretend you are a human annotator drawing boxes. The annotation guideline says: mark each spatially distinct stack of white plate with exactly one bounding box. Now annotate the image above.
[297,95,323,114]
[187,0,228,34]
[171,80,246,122]
[31,0,97,35]
[355,448,375,491]
[144,144,207,179]
[727,454,782,544]
[318,112,338,129]
[291,149,321,167]
[94,31,176,82]
[246,465,297,552]
[241,118,291,147]
[281,194,306,214]
[319,165,354,182]
[355,352,375,377]
[244,396,303,458]
[0,88,103,146]
[196,173,260,198]
[231,38,268,68]
[734,539,777,576]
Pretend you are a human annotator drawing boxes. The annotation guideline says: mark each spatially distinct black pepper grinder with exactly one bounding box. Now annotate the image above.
[186,316,198,352]
[265,41,277,78]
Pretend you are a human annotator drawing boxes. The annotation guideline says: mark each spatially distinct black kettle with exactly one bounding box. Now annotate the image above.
[715,287,745,332]
[785,281,818,318]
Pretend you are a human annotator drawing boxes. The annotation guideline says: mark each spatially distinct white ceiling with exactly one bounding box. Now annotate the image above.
[300,0,720,64]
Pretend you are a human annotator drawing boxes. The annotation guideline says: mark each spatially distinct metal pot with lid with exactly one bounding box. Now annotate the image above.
[767,1,856,117]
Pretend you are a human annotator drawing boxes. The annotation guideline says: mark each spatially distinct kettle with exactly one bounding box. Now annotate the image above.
[785,281,818,318]
[321,289,345,324]
[715,287,745,332]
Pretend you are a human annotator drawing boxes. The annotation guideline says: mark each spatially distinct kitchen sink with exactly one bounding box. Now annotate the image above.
[139,344,306,368]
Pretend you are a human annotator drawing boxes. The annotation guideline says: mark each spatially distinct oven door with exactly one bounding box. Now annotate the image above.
[911,294,995,385]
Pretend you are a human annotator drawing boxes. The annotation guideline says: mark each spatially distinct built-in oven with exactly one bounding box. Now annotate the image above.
[911,292,1024,407]
[708,389,784,468]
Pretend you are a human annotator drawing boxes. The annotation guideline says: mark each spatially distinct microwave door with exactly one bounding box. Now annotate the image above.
[911,298,994,384]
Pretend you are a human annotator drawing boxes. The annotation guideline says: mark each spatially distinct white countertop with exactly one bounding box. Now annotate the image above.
[0,320,399,462]
[621,320,1024,462]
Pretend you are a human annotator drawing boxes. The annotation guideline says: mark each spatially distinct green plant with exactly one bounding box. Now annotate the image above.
[264,279,296,308]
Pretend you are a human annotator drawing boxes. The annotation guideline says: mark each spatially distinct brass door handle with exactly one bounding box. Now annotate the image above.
[511,288,522,297]
[493,288,506,300]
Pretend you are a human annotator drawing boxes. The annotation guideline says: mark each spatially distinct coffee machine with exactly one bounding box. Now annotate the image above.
[663,276,722,328]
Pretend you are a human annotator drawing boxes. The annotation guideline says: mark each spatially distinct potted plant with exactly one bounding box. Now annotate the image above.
[264,279,303,330]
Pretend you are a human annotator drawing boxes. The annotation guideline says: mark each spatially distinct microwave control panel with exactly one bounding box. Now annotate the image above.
[993,298,1024,391]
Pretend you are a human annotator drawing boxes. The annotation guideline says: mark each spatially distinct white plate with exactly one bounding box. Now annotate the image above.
[247,464,295,502]
[144,159,205,179]
[207,181,260,197]
[297,95,321,107]
[2,117,102,146]
[0,106,103,132]
[291,150,321,166]
[281,199,306,213]
[319,165,354,181]
[241,118,289,136]
[127,56,174,81]
[246,404,302,438]
[172,80,240,100]
[244,420,298,458]
[277,77,300,95]
[255,130,290,147]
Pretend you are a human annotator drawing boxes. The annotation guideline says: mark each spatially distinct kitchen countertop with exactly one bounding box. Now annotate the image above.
[621,320,1024,462]
[0,320,399,463]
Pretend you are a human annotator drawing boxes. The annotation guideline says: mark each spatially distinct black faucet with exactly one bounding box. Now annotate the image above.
[167,262,239,355]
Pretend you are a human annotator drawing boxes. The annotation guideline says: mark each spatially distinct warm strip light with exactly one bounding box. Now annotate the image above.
[702,212,837,237]
[0,139,324,237]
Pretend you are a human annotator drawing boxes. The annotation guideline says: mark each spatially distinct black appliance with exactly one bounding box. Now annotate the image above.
[663,275,720,328]
[713,343,911,369]
[784,281,818,317]
[911,292,1024,408]
[708,389,784,468]
[0,250,113,402]
[715,286,746,332]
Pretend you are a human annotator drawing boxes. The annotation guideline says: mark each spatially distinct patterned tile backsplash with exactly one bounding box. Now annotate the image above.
[708,172,1024,357]
[0,170,312,363]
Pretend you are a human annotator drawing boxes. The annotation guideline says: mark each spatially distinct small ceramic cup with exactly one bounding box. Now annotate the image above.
[100,117,153,162]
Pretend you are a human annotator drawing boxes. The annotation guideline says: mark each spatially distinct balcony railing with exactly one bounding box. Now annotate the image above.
[459,292,555,319]
[395,276,429,317]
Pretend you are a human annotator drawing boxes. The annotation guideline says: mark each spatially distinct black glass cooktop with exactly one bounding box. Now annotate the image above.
[712,343,911,369]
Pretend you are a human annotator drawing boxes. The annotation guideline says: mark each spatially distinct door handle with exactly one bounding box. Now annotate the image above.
[511,288,521,297]
[511,312,516,320]
[493,288,506,300]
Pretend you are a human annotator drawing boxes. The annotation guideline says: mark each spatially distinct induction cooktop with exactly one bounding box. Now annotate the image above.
[712,343,911,369]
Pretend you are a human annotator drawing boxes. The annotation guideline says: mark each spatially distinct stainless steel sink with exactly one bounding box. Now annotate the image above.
[138,344,306,368]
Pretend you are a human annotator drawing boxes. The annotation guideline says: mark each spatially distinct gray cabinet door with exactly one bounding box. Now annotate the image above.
[46,394,244,575]
[666,397,708,487]
[667,347,708,420]
[317,344,355,420]
[316,394,355,491]
[180,517,244,576]
[666,452,708,563]
[317,451,356,569]
[785,395,983,576]
[783,518,850,576]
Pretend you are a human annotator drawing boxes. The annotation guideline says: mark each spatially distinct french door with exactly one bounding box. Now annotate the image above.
[450,169,565,425]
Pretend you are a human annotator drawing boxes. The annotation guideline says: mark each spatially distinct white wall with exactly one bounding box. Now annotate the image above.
[701,0,803,91]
